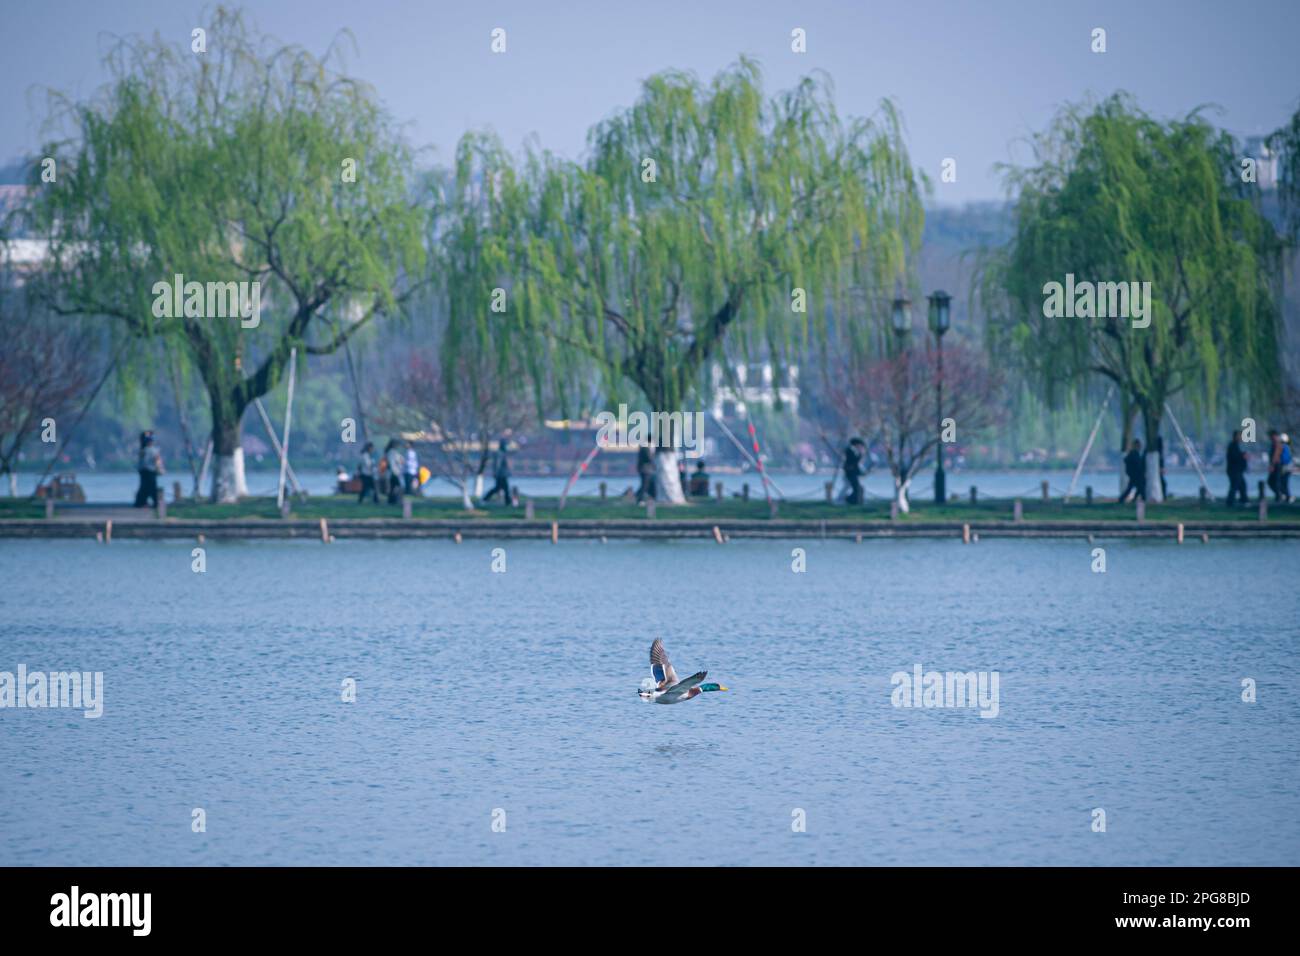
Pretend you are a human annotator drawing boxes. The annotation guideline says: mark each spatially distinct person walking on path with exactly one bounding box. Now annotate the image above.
[384,439,404,504]
[403,441,420,495]
[1225,429,1249,507]
[483,439,512,505]
[842,438,866,505]
[133,431,165,508]
[357,441,379,504]
[635,443,656,503]
[1120,438,1146,503]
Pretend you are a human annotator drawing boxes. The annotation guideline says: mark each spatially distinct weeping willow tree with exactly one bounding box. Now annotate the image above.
[446,59,924,501]
[982,94,1282,500]
[23,7,425,500]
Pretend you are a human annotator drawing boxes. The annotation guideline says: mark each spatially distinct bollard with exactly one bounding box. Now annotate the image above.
[890,500,899,521]
[825,481,834,503]
[855,533,862,544]
[962,523,970,544]
[279,499,290,518]
[768,498,779,519]
[647,500,656,519]
[550,521,559,544]
[715,481,723,502]
[105,520,112,544]
[320,518,329,544]
[454,531,462,544]
[1198,486,1208,507]
[1259,497,1268,522]
[1013,499,1023,522]
[1136,500,1145,523]
[1177,522,1184,544]
[969,486,977,504]
[712,525,724,545]
[525,498,535,520]
[1041,480,1049,502]
[742,483,750,502]
[599,481,607,501]
[172,481,183,504]
[402,497,412,520]
[1258,480,1266,502]
[156,497,166,520]
[1201,533,1209,544]
[197,533,205,545]
[44,497,54,519]
[1085,486,1093,506]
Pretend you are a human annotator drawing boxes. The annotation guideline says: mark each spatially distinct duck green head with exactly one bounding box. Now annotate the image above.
[700,682,728,693]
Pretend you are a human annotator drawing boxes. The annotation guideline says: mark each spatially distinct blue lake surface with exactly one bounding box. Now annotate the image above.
[0,537,1297,866]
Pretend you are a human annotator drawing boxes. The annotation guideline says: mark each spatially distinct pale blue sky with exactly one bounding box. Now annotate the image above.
[3,0,1298,202]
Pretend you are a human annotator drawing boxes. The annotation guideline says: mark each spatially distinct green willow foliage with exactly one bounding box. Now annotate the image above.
[442,58,925,425]
[1269,102,1300,241]
[24,7,424,498]
[982,94,1282,445]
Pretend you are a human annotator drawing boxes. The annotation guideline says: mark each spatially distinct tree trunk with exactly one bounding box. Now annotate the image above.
[210,405,249,503]
[1143,405,1164,503]
[894,473,912,513]
[460,480,474,510]
[654,448,687,504]
[474,473,484,498]
[7,471,16,497]
[1118,398,1137,497]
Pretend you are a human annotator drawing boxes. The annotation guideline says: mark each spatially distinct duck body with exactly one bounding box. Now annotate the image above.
[637,639,728,703]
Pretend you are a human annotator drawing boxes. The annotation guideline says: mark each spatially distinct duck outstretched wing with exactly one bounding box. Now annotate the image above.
[657,670,707,703]
[650,639,679,686]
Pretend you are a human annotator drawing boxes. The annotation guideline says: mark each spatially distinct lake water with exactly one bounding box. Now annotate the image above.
[1,537,1296,866]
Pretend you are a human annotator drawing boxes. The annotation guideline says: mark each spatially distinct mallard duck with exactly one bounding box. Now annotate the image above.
[638,638,728,703]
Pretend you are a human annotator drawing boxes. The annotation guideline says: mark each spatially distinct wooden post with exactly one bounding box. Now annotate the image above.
[1201,533,1209,544]
[402,497,412,520]
[105,519,112,544]
[172,481,183,504]
[824,481,834,502]
[712,525,724,545]
[320,518,329,543]
[1177,522,1184,544]
[715,481,723,502]
[1136,500,1145,523]
[647,500,656,519]
[44,497,54,519]
[279,499,290,518]
[969,486,977,504]
[599,481,607,500]
[525,498,535,520]
[768,498,778,519]
[454,531,462,544]
[1259,497,1268,521]
[156,496,166,520]
[1013,499,1023,522]
[1257,480,1266,502]
[550,521,559,544]
[962,523,970,544]
[1040,481,1049,502]
[1198,486,1208,507]
[1085,486,1093,506]
[742,483,750,502]
[890,500,899,521]
[855,533,862,544]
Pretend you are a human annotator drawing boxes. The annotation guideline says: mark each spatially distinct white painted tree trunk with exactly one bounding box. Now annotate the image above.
[654,449,687,504]
[460,480,474,510]
[1144,450,1164,502]
[474,473,484,498]
[894,474,912,513]
[7,471,16,496]
[212,448,249,503]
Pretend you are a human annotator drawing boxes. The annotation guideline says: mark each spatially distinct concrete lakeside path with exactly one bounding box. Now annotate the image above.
[2,496,1299,541]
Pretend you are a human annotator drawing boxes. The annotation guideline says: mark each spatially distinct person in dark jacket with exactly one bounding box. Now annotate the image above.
[483,439,512,505]
[133,431,164,508]
[1120,438,1145,503]
[635,444,656,503]
[1225,430,1248,507]
[843,438,866,505]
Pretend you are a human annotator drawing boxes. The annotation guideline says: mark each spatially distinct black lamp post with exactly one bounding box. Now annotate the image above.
[891,296,911,344]
[928,290,951,504]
